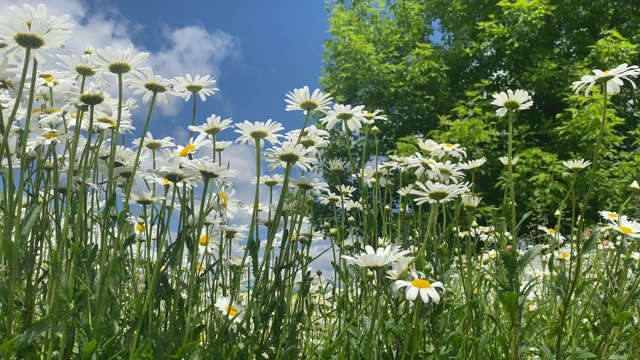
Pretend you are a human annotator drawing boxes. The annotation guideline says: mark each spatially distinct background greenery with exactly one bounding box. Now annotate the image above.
[321,0,640,236]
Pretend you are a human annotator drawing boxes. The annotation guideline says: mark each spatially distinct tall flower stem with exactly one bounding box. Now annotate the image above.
[554,84,608,359]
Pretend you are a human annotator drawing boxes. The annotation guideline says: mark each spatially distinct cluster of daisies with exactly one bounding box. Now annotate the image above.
[4,4,640,351]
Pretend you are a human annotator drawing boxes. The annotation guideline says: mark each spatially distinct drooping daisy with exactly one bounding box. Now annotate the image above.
[320,104,367,133]
[395,274,445,304]
[285,86,333,114]
[459,157,487,170]
[439,142,467,160]
[562,159,591,171]
[173,74,218,102]
[341,245,411,269]
[491,89,533,117]
[572,63,640,96]
[461,194,482,209]
[325,159,346,173]
[234,119,284,147]
[499,156,520,166]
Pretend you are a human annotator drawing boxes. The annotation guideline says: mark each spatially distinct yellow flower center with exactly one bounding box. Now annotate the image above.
[219,191,228,209]
[411,279,432,289]
[135,223,145,232]
[43,131,58,140]
[180,144,196,157]
[559,252,571,259]
[444,143,454,148]
[45,76,55,83]
[607,213,617,218]
[548,228,557,235]
[619,226,633,235]
[225,305,239,317]
[199,235,210,246]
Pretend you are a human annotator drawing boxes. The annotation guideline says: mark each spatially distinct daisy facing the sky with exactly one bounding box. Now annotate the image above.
[285,86,332,114]
[395,274,445,304]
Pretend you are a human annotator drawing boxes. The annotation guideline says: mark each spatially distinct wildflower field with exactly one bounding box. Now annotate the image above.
[2,3,640,360]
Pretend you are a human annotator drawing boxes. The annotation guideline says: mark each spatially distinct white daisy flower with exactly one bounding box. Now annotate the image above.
[609,217,640,238]
[264,141,318,171]
[499,156,520,166]
[215,297,244,322]
[572,63,640,96]
[173,74,218,102]
[285,86,332,114]
[410,180,468,204]
[234,119,284,147]
[320,103,367,133]
[491,89,533,117]
[341,245,411,269]
[395,274,445,304]
[562,159,591,171]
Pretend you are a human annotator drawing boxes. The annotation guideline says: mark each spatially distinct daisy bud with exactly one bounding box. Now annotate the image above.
[471,220,479,229]
[44,161,54,172]
[347,216,356,225]
[630,180,640,191]
[316,270,323,276]
[323,222,331,230]
[423,263,431,272]
[369,178,377,185]
[554,209,561,217]
[329,228,339,237]
[366,270,375,279]
[384,205,391,212]
[370,126,380,135]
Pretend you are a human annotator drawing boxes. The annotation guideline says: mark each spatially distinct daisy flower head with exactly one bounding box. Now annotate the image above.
[189,114,233,136]
[538,225,566,244]
[461,194,482,209]
[92,44,149,75]
[499,156,520,166]
[610,217,640,238]
[395,274,445,304]
[410,180,468,205]
[57,53,106,84]
[126,67,173,106]
[234,119,284,147]
[174,74,218,102]
[363,109,388,124]
[264,141,318,171]
[459,157,487,170]
[341,245,411,269]
[599,210,620,223]
[0,4,73,64]
[562,159,591,171]
[215,297,244,323]
[132,133,175,151]
[285,86,332,114]
[491,89,533,117]
[572,63,640,96]
[439,142,467,160]
[320,103,367,133]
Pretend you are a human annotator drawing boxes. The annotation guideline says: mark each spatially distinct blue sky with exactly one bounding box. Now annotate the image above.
[7,0,331,141]
[3,0,336,270]
[104,0,331,139]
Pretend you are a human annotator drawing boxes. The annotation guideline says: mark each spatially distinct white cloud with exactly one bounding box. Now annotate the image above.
[2,0,239,82]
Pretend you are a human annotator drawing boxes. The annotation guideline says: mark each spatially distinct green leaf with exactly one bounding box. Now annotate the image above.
[82,340,97,360]
[20,204,41,242]
[579,229,600,257]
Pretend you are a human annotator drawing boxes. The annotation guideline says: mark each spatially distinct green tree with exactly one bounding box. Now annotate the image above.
[321,0,640,224]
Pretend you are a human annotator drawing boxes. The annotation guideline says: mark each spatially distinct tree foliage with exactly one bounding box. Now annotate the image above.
[321,0,640,225]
